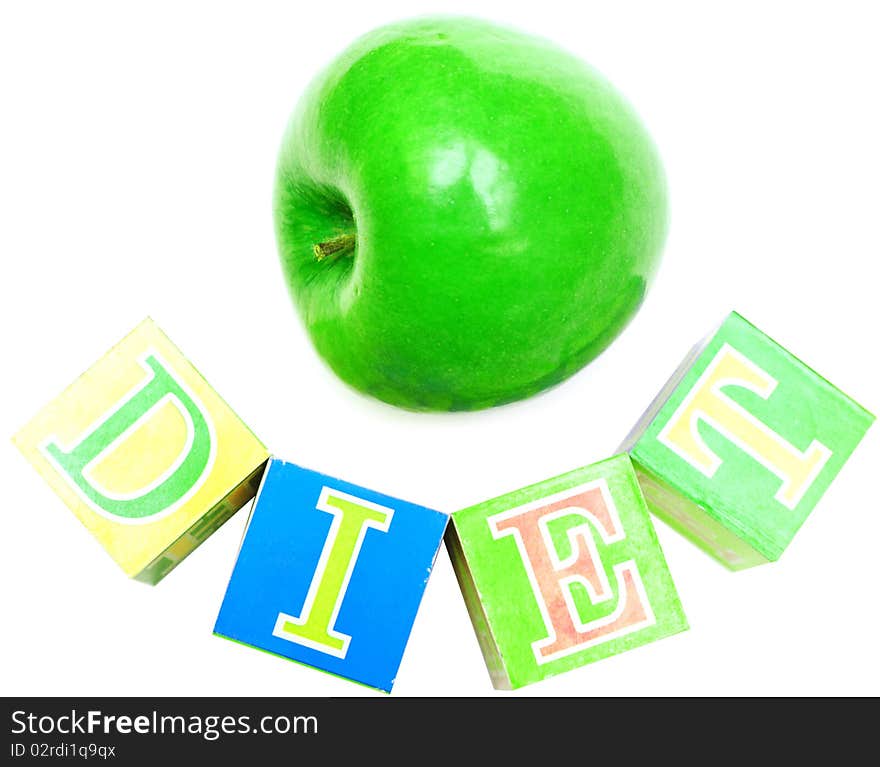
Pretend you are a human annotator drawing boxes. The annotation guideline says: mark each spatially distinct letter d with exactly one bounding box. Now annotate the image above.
[41,352,214,522]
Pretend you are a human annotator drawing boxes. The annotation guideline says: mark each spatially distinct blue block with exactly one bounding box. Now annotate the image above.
[214,457,448,692]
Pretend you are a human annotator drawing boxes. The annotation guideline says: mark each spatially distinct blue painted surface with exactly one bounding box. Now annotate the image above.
[214,458,448,692]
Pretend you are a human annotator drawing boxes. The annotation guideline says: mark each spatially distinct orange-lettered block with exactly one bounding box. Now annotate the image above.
[13,318,269,584]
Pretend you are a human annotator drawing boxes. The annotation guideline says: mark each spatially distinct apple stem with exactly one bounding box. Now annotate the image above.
[313,233,356,261]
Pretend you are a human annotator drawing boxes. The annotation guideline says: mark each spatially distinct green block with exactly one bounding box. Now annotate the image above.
[622,311,875,570]
[447,455,687,690]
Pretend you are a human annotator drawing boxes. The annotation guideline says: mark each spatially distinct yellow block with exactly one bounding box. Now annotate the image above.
[13,318,269,583]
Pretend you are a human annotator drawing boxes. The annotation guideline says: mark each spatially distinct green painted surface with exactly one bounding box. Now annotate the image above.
[449,455,687,689]
[273,16,667,411]
[445,523,509,689]
[636,467,768,571]
[630,312,874,566]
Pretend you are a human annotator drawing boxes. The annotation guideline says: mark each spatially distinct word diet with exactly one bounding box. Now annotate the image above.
[13,313,873,691]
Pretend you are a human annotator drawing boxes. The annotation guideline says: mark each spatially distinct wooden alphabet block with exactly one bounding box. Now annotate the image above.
[447,454,687,690]
[621,311,874,569]
[213,458,448,693]
[13,318,269,584]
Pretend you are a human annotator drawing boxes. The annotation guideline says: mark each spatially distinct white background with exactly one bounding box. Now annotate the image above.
[1,1,878,697]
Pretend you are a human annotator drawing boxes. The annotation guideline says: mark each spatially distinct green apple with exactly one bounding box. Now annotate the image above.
[274,16,667,411]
